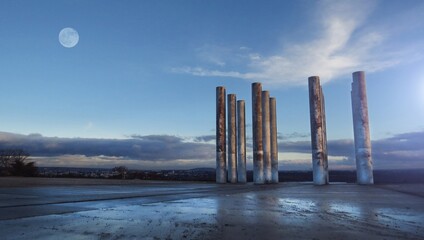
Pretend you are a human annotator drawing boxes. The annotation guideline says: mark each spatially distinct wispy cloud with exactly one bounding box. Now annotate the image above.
[278,132,310,141]
[173,1,424,86]
[194,45,231,67]
[84,121,94,130]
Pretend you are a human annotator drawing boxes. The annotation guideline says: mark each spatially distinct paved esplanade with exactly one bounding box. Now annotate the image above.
[1,178,423,239]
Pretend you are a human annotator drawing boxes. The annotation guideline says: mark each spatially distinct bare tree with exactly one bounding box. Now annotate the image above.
[0,149,37,176]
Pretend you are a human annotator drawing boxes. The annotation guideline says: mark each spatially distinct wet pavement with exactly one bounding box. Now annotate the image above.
[0,178,423,239]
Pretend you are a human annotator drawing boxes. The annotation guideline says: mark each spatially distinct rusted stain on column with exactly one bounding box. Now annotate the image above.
[270,97,279,183]
[308,76,329,185]
[351,71,374,185]
[216,86,227,184]
[252,82,264,184]
[237,100,247,183]
[262,91,272,183]
[227,94,237,183]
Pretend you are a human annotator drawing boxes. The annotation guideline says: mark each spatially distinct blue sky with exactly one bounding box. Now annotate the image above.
[0,0,423,170]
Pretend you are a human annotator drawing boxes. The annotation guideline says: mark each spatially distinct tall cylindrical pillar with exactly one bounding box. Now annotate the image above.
[308,76,329,185]
[262,91,272,183]
[351,71,374,184]
[237,100,247,183]
[320,87,329,184]
[216,86,227,183]
[252,82,264,184]
[227,94,237,183]
[270,97,279,183]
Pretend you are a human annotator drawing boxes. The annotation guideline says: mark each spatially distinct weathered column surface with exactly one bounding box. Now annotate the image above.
[320,87,329,184]
[227,94,237,183]
[270,97,279,183]
[351,71,374,184]
[216,86,227,183]
[237,100,247,183]
[262,91,272,183]
[308,76,329,185]
[252,82,264,184]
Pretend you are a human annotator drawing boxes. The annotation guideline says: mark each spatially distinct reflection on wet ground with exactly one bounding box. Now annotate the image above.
[0,180,423,239]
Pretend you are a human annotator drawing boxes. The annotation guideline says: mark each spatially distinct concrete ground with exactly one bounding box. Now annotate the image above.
[0,177,423,240]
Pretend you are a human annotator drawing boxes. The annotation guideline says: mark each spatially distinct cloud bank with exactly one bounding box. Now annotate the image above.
[0,130,423,170]
[0,132,214,162]
[280,131,424,170]
[173,1,424,86]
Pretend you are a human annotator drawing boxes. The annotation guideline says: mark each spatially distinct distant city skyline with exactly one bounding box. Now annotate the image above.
[0,0,423,170]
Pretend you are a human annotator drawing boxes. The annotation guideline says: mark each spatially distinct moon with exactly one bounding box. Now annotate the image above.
[59,27,79,48]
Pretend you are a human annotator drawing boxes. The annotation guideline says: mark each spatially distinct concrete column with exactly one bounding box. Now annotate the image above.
[320,87,329,184]
[216,86,227,183]
[227,94,237,183]
[270,97,279,183]
[252,82,264,184]
[351,71,374,184]
[237,100,247,183]
[262,91,272,183]
[308,76,329,185]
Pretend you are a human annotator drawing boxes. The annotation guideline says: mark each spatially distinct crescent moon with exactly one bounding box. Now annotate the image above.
[59,28,79,48]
